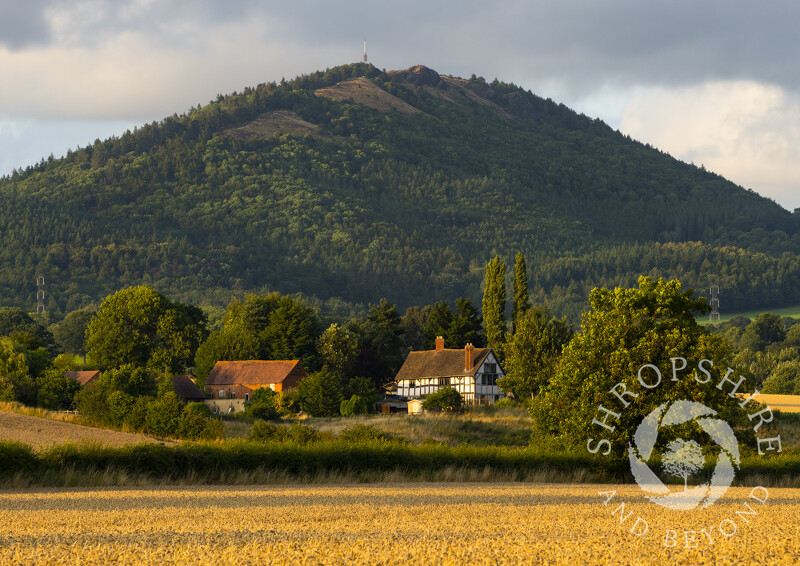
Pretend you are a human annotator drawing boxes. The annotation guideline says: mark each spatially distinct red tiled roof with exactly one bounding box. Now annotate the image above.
[65,370,101,386]
[205,360,307,386]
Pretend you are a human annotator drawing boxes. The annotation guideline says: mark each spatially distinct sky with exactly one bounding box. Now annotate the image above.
[1,0,798,211]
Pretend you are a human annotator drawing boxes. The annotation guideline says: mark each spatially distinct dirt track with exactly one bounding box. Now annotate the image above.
[0,409,166,451]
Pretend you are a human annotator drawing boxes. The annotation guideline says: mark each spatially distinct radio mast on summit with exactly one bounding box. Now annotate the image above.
[363,40,367,63]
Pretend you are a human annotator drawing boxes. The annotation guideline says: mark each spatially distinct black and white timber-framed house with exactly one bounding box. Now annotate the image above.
[394,336,506,404]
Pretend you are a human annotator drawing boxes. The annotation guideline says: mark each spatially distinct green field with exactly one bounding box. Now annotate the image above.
[698,304,800,325]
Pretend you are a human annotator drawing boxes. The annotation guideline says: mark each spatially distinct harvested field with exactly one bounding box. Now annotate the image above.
[0,409,166,451]
[0,483,796,564]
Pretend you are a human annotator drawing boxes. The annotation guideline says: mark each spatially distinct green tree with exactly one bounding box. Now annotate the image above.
[0,308,55,352]
[0,338,34,404]
[741,313,786,351]
[144,391,184,437]
[423,301,453,349]
[193,327,262,386]
[482,256,506,357]
[51,309,95,360]
[500,308,573,399]
[36,368,81,410]
[422,386,463,411]
[297,369,344,417]
[85,286,208,372]
[449,297,484,348]
[317,323,359,375]
[512,252,531,334]
[244,387,279,420]
[533,277,745,460]
[102,364,157,397]
[350,299,405,388]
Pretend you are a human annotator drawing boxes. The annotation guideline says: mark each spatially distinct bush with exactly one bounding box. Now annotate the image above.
[338,424,397,443]
[245,388,279,421]
[248,420,290,443]
[178,405,225,440]
[493,397,518,409]
[144,392,184,437]
[340,395,370,416]
[36,368,81,410]
[124,396,152,430]
[422,387,464,412]
[288,423,322,444]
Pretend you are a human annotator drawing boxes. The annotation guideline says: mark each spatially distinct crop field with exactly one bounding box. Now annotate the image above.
[0,407,166,451]
[0,483,797,565]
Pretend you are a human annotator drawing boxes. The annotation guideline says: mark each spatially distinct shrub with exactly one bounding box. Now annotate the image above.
[288,423,321,444]
[338,424,397,443]
[248,420,290,443]
[144,392,184,437]
[493,397,518,409]
[422,387,463,412]
[245,388,279,421]
[340,394,370,416]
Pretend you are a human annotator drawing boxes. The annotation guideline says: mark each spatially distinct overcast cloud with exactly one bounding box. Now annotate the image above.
[1,0,798,210]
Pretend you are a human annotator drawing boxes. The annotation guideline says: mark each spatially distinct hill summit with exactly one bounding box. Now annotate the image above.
[1,62,799,318]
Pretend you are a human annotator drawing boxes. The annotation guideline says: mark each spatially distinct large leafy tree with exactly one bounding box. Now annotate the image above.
[317,323,359,376]
[0,308,55,352]
[194,293,321,380]
[85,286,208,372]
[500,307,573,400]
[482,256,506,357]
[532,277,749,459]
[51,308,95,360]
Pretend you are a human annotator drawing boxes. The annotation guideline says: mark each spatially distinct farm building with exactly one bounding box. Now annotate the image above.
[171,375,207,402]
[65,370,100,386]
[204,360,308,401]
[394,336,506,404]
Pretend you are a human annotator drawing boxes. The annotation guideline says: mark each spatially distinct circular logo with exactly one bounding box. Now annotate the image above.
[628,399,741,511]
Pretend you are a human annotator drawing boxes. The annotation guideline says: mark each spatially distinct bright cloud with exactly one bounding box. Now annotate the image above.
[620,81,800,211]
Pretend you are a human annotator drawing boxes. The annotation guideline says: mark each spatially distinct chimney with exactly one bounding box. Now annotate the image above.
[465,343,475,371]
[435,336,445,351]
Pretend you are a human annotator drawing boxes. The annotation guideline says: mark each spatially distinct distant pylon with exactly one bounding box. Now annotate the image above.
[709,285,720,324]
[363,40,367,63]
[36,275,45,314]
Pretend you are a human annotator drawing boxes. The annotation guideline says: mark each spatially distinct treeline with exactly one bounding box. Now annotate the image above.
[0,64,798,318]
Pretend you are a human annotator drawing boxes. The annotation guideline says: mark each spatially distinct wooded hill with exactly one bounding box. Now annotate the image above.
[2,63,799,319]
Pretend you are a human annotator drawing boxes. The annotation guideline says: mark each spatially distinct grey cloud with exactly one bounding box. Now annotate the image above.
[0,0,54,49]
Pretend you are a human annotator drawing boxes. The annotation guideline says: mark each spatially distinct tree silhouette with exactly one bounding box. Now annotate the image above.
[662,439,705,490]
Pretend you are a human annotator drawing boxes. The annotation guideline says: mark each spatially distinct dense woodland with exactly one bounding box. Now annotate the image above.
[1,63,799,320]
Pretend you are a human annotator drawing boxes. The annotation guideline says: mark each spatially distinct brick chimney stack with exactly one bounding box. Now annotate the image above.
[435,336,445,351]
[465,343,475,371]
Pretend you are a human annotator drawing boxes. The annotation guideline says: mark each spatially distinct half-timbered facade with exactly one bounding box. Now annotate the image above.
[394,337,505,404]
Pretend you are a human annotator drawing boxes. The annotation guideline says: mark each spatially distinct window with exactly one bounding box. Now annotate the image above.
[245,394,250,401]
[230,391,236,399]
[484,374,497,386]
[219,390,226,399]
[484,363,497,374]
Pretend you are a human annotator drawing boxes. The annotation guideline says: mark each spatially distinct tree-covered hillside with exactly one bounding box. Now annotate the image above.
[2,63,799,318]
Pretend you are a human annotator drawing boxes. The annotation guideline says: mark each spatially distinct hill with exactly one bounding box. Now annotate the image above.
[2,62,799,319]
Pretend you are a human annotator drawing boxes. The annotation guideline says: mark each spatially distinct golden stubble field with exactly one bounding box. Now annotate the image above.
[0,483,797,565]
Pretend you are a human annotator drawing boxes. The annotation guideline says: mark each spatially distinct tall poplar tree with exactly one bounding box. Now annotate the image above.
[482,255,506,356]
[512,252,530,333]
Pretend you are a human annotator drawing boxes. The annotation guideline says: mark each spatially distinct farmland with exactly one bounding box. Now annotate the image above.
[0,483,797,564]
